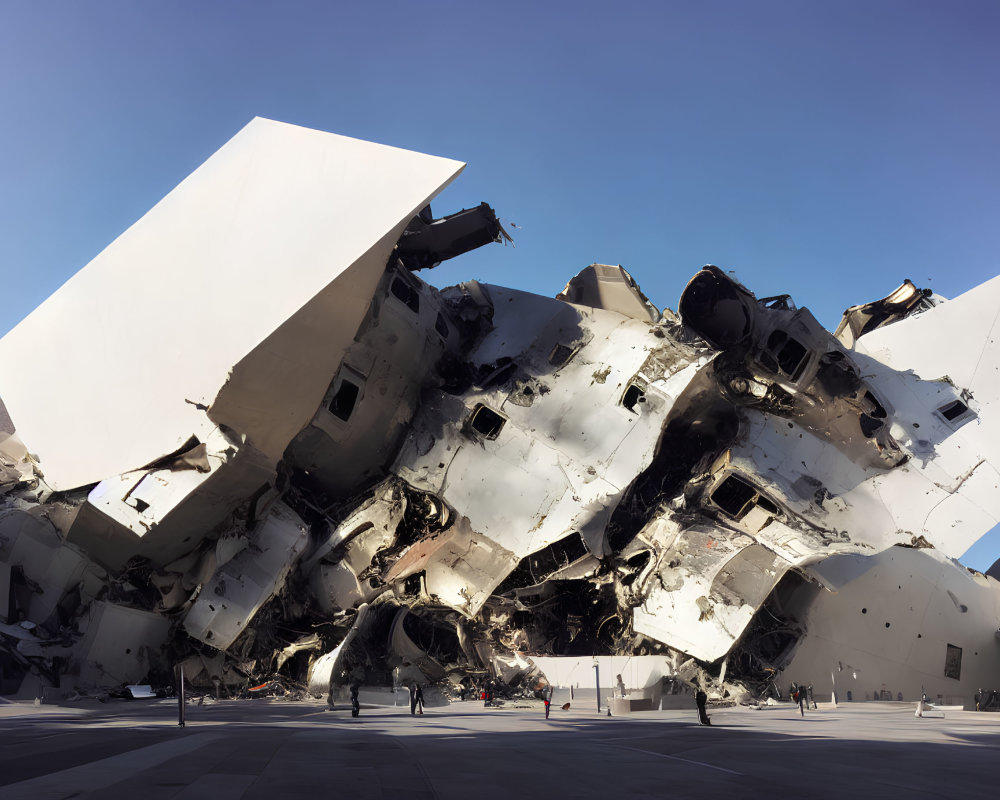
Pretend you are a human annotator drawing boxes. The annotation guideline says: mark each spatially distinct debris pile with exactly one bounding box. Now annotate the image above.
[2,119,999,706]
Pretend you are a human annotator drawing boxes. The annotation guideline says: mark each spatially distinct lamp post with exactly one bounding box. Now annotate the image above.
[593,657,600,713]
[177,664,185,727]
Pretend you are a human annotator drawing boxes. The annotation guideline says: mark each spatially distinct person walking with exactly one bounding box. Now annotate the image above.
[409,683,419,715]
[415,684,424,715]
[794,683,806,716]
[543,684,552,719]
[696,689,711,725]
[350,682,360,717]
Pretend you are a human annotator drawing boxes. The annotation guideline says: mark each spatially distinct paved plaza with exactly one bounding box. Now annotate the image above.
[0,696,996,799]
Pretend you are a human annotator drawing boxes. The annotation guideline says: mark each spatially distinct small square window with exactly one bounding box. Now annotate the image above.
[470,404,505,439]
[938,400,970,422]
[764,330,808,380]
[710,474,778,521]
[390,277,420,313]
[711,475,758,519]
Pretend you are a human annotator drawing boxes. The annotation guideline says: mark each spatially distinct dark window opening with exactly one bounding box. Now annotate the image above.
[859,390,888,438]
[132,498,150,514]
[549,344,575,367]
[435,312,449,339]
[711,475,758,520]
[329,380,360,421]
[402,572,424,597]
[470,404,505,439]
[863,391,887,418]
[710,474,780,522]
[758,351,779,374]
[755,495,779,514]
[400,609,462,664]
[390,277,420,313]
[944,643,962,680]
[527,533,589,583]
[622,384,645,412]
[939,400,969,422]
[859,414,884,438]
[764,330,808,381]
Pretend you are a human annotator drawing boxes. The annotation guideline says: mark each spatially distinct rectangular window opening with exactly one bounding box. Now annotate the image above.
[329,379,361,421]
[390,277,420,313]
[764,330,808,380]
[939,400,970,422]
[944,643,962,680]
[711,475,758,519]
[470,404,505,439]
[711,474,780,521]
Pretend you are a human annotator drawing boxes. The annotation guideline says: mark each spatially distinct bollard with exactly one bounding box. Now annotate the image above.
[178,665,186,727]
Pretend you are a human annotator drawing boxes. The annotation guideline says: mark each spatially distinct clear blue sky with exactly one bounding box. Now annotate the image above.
[1,1,998,569]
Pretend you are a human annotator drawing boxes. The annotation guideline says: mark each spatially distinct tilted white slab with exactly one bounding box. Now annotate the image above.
[0,118,463,490]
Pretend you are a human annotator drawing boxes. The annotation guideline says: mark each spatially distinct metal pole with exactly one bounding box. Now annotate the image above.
[594,662,600,713]
[178,665,186,727]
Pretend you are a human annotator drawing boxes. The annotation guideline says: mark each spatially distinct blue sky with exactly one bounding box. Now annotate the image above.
[1,1,998,568]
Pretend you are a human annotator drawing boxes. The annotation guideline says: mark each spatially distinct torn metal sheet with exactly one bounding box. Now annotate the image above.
[384,516,519,617]
[183,501,309,650]
[626,516,791,662]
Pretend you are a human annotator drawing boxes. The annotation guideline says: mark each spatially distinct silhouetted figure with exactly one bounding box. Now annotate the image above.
[350,683,360,717]
[409,683,419,715]
[543,685,552,719]
[415,684,424,714]
[794,684,806,716]
[696,690,711,725]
